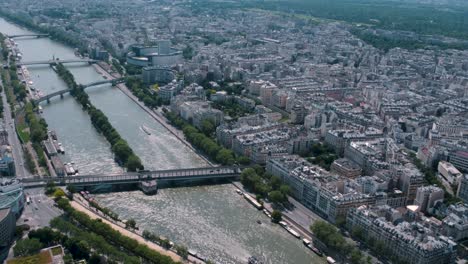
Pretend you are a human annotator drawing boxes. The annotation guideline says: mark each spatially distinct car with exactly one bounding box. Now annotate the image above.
[35,207,38,210]
[23,218,29,222]
[37,199,41,203]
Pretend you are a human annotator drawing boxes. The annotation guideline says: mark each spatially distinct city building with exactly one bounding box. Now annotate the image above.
[0,178,25,217]
[331,158,362,179]
[449,150,468,173]
[347,205,457,264]
[159,80,183,102]
[457,174,468,204]
[438,161,463,186]
[442,203,468,242]
[0,208,14,262]
[267,155,377,223]
[142,67,175,84]
[177,101,224,130]
[0,146,14,176]
[126,41,182,67]
[414,185,444,213]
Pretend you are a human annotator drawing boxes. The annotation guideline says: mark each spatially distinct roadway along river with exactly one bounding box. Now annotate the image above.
[0,17,323,264]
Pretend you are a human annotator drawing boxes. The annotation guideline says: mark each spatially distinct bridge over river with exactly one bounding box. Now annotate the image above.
[16,59,97,66]
[34,77,126,104]
[7,33,49,39]
[20,166,243,189]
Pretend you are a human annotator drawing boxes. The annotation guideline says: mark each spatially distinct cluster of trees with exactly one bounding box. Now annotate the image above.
[24,148,37,174]
[257,0,468,40]
[201,77,244,96]
[165,111,237,165]
[24,102,49,170]
[125,77,162,109]
[142,230,173,250]
[142,230,190,260]
[1,69,15,105]
[111,59,124,75]
[212,99,253,120]
[306,143,337,171]
[13,238,44,257]
[50,216,142,264]
[240,167,290,205]
[182,45,194,60]
[24,102,48,143]
[311,221,370,264]
[0,33,8,60]
[55,64,143,171]
[55,198,180,264]
[89,200,119,221]
[1,59,27,103]
[409,152,460,205]
[351,29,468,52]
[271,210,283,223]
[0,11,88,54]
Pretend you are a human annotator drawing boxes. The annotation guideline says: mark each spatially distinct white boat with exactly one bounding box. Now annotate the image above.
[286,227,301,239]
[58,143,65,154]
[140,125,151,135]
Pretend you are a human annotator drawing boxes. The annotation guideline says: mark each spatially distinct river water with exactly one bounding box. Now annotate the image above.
[0,17,322,264]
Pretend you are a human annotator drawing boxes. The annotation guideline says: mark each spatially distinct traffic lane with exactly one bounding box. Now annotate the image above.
[22,188,62,228]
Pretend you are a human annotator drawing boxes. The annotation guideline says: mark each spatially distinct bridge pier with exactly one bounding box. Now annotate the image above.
[60,94,64,99]
[46,98,50,104]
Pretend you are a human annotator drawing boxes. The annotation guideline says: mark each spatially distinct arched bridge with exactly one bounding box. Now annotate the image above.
[17,59,98,66]
[7,34,49,39]
[34,77,126,104]
[20,166,243,188]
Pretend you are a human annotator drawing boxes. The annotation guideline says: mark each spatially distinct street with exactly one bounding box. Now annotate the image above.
[0,81,30,178]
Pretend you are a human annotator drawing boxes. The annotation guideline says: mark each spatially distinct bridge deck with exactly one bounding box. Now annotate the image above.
[17,59,97,66]
[21,166,242,188]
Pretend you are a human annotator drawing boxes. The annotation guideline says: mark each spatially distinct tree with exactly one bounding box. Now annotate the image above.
[279,184,290,196]
[182,45,194,60]
[350,249,363,264]
[53,188,66,199]
[125,219,137,229]
[271,210,282,223]
[66,185,77,193]
[216,148,235,165]
[14,238,44,257]
[28,227,62,246]
[126,154,144,172]
[269,176,282,190]
[175,245,189,259]
[268,190,285,205]
[66,238,90,260]
[200,118,215,136]
[237,156,250,165]
[89,253,105,264]
[112,139,132,162]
